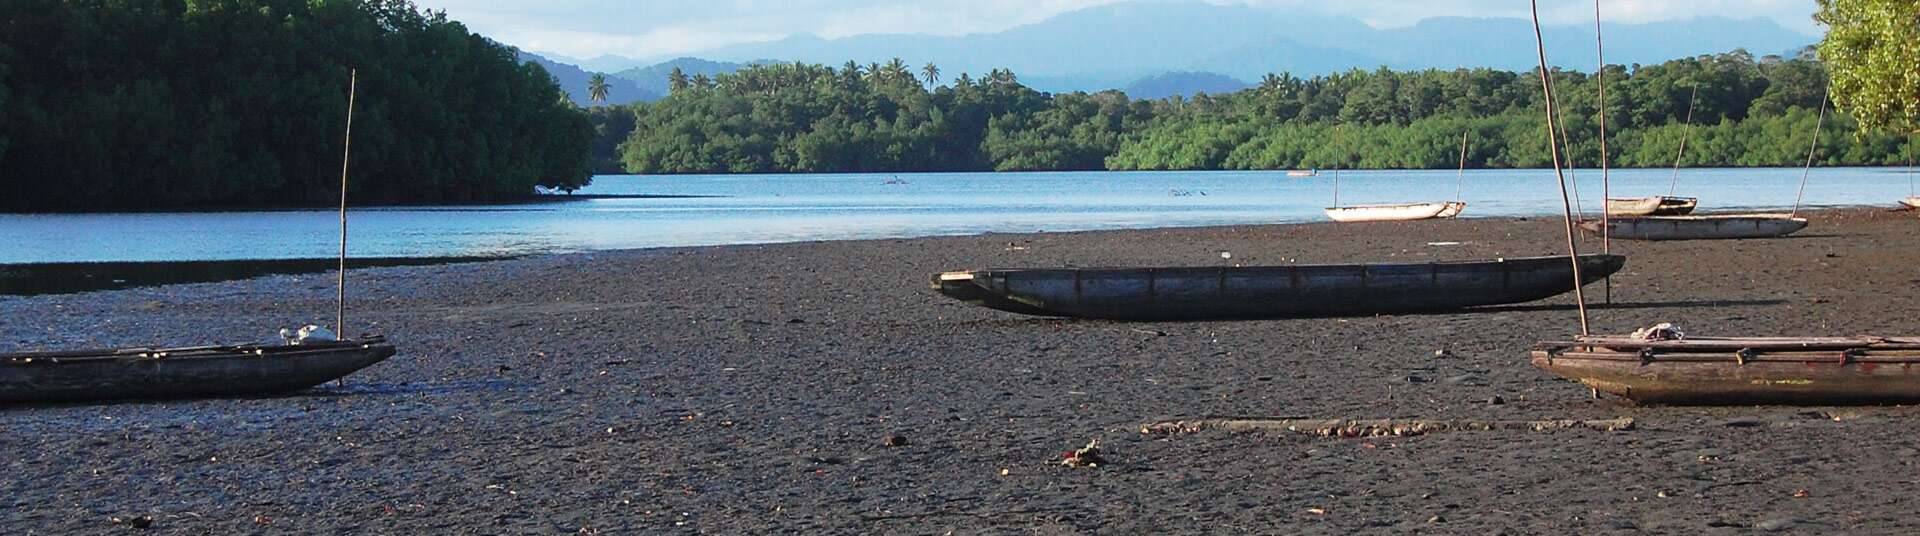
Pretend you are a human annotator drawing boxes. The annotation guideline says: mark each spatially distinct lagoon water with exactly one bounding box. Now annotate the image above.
[2,167,1914,264]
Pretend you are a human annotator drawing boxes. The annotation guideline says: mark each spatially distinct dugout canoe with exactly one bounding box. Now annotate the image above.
[0,336,396,403]
[1605,196,1697,216]
[1578,214,1807,241]
[931,254,1625,321]
[1324,201,1467,222]
[1531,336,1920,405]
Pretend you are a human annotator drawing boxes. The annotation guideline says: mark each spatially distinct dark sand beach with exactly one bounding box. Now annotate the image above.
[4,208,1919,534]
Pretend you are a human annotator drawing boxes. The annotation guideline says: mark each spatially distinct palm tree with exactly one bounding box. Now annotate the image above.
[866,62,883,83]
[885,57,910,84]
[667,67,690,94]
[954,72,973,88]
[921,62,941,89]
[1259,73,1282,95]
[587,73,611,104]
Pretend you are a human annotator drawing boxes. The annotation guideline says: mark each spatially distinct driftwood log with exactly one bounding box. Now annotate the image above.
[1141,417,1635,438]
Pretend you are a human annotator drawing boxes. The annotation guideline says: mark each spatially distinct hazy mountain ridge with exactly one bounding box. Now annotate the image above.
[613,58,758,98]
[692,3,1813,92]
[518,52,659,106]
[1123,72,1251,99]
[523,3,1815,98]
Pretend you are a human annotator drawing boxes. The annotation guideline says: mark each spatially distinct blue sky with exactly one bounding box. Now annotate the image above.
[408,0,1823,61]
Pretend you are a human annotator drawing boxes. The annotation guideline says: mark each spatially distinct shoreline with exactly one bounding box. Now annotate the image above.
[2,203,1906,291]
[4,207,1919,532]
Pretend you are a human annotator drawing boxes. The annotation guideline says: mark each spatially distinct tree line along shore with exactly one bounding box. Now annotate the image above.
[591,49,1915,175]
[0,0,593,212]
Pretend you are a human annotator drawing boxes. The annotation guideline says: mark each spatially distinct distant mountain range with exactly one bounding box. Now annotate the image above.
[613,58,758,99]
[518,2,1817,102]
[1124,72,1251,100]
[518,52,659,106]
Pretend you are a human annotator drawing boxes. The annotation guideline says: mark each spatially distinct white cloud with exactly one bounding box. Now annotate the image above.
[411,0,1822,60]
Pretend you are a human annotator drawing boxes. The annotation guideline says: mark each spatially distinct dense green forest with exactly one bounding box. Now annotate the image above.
[0,0,594,212]
[598,50,1918,174]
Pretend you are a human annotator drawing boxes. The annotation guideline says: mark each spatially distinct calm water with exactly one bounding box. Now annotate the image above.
[2,167,1914,264]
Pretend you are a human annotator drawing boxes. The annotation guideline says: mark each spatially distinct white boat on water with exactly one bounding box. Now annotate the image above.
[1325,201,1467,222]
[1580,213,1807,241]
[1323,130,1471,223]
[1901,196,1920,210]
[1604,195,1697,216]
[1286,169,1317,177]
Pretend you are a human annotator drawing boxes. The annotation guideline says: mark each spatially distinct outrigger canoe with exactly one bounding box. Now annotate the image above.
[1605,196,1697,216]
[1,336,395,403]
[1579,214,1807,241]
[1901,196,1920,210]
[1324,201,1467,223]
[932,254,1624,320]
[1532,336,1920,405]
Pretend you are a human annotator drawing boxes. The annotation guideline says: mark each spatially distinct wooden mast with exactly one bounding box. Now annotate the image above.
[338,69,357,336]
[1530,0,1589,336]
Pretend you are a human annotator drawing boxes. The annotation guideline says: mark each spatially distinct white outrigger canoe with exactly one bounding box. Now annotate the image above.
[1900,196,1920,210]
[1323,201,1467,223]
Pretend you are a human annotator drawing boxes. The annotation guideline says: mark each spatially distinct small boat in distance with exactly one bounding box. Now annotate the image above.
[1322,130,1472,223]
[931,254,1625,321]
[1901,196,1919,210]
[1,337,396,403]
[1532,335,1920,405]
[1580,213,1807,241]
[1603,195,1697,216]
[1286,169,1317,177]
[1607,85,1704,217]
[1325,201,1467,222]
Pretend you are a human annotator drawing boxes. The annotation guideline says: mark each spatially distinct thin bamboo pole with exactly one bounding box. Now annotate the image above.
[338,69,357,336]
[1455,130,1469,202]
[1792,84,1829,218]
[1558,106,1584,219]
[1667,85,1698,196]
[1594,0,1612,303]
[1530,0,1589,336]
[1330,124,1343,207]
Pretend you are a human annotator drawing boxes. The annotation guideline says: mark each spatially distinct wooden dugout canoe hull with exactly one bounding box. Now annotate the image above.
[0,337,396,404]
[932,254,1625,321]
[1579,214,1807,241]
[1532,336,1920,405]
[1605,196,1697,216]
[1324,201,1467,222]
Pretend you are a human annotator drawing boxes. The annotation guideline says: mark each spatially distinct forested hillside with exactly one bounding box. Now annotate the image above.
[0,0,595,212]
[600,50,1915,175]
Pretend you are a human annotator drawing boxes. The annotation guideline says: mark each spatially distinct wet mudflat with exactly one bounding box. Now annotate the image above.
[3,208,1918,534]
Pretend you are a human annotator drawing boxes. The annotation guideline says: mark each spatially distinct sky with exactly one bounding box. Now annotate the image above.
[408,0,1824,62]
